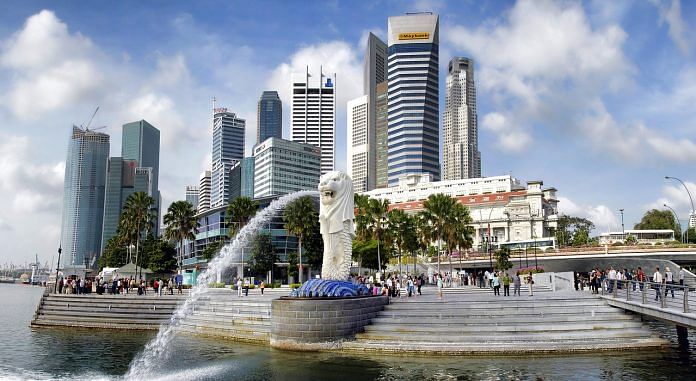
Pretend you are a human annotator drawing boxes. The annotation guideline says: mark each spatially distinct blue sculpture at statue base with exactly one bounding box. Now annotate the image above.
[291,279,370,298]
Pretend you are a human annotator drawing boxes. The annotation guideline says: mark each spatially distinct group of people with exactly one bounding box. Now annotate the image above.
[56,277,91,294]
[584,266,688,300]
[57,276,183,296]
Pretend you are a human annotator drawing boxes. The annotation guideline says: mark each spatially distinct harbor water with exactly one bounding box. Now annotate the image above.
[2,284,694,380]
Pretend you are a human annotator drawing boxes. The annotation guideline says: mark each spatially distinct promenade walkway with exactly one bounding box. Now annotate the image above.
[600,280,696,330]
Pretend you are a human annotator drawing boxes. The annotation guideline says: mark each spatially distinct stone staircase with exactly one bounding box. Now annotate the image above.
[31,293,182,330]
[344,290,668,354]
[176,289,273,343]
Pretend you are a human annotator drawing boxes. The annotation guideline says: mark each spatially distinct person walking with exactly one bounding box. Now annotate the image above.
[513,272,522,296]
[236,278,243,297]
[502,272,511,296]
[260,281,265,295]
[637,267,646,291]
[653,267,663,301]
[678,266,685,287]
[526,272,534,297]
[243,278,249,297]
[492,272,501,296]
[407,277,414,297]
[436,274,444,300]
[417,275,423,295]
[664,267,675,298]
[478,271,484,288]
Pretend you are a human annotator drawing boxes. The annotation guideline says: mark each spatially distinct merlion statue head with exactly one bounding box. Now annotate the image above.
[318,171,355,235]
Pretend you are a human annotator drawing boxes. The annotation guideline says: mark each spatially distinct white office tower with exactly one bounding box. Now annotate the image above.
[211,108,245,208]
[387,13,440,186]
[347,95,369,192]
[291,66,336,175]
[443,57,481,180]
[198,170,211,213]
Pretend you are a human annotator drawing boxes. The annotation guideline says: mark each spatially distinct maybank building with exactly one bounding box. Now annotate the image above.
[387,13,440,186]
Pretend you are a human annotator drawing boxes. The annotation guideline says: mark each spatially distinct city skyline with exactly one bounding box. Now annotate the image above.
[1,1,696,264]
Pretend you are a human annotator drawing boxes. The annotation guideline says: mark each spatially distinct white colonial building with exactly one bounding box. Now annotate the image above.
[362,173,560,251]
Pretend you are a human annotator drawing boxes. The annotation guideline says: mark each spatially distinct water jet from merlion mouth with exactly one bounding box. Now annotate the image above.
[124,190,318,380]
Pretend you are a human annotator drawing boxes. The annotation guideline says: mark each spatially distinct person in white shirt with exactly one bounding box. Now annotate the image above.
[678,267,685,286]
[653,267,663,301]
[664,267,675,298]
[236,278,242,297]
[608,267,617,293]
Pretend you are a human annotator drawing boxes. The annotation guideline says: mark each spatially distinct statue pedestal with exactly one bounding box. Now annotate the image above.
[270,296,389,351]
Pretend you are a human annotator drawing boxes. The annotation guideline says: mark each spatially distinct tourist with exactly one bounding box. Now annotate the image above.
[526,272,534,297]
[607,267,616,293]
[477,271,484,288]
[664,267,675,298]
[492,272,500,296]
[513,272,521,296]
[168,278,174,295]
[484,270,491,289]
[236,278,242,297]
[502,272,511,296]
[177,279,183,295]
[260,281,265,295]
[243,278,249,297]
[436,274,443,300]
[678,266,685,287]
[407,276,414,297]
[653,267,663,301]
[637,267,646,291]
[416,275,422,296]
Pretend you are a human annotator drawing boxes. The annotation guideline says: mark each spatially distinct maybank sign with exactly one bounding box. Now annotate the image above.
[398,32,429,40]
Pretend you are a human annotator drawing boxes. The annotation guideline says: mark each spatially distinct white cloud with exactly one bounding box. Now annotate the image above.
[648,181,696,218]
[267,40,363,171]
[558,196,619,233]
[651,0,690,54]
[0,10,104,118]
[481,112,531,152]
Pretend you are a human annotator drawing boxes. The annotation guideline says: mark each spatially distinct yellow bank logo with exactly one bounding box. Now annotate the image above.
[398,32,429,40]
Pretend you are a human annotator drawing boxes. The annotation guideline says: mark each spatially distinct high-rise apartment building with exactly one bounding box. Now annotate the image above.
[443,57,481,180]
[211,108,245,208]
[375,82,389,189]
[101,158,153,252]
[387,13,440,186]
[291,66,336,175]
[60,126,110,267]
[347,95,369,193]
[363,33,387,191]
[257,91,282,144]
[185,185,199,209]
[198,170,212,213]
[230,157,255,200]
[122,120,161,233]
[253,137,321,198]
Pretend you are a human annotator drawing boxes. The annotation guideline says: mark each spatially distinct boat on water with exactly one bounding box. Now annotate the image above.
[0,276,16,284]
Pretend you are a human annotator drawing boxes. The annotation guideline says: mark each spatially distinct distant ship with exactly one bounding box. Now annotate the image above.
[0,276,15,284]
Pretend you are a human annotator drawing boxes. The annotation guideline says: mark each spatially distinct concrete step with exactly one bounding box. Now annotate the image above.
[38,310,172,320]
[376,307,619,318]
[175,325,270,342]
[370,314,636,325]
[183,315,270,327]
[34,315,168,326]
[355,328,652,342]
[32,319,161,330]
[363,320,644,333]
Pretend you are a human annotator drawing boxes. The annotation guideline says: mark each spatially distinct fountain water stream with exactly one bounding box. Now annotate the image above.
[125,190,317,379]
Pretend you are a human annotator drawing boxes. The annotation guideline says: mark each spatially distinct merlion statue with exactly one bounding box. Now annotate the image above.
[318,171,354,280]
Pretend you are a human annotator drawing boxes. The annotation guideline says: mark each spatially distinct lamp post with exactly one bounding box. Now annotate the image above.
[665,176,695,243]
[53,244,62,293]
[664,204,683,243]
[619,208,625,241]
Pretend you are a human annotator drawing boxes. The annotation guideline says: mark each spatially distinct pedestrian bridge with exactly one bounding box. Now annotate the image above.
[600,279,696,330]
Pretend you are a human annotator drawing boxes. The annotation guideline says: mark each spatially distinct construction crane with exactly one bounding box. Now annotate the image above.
[82,106,107,131]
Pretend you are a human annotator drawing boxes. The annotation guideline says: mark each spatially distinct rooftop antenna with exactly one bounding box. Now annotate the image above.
[212,96,217,113]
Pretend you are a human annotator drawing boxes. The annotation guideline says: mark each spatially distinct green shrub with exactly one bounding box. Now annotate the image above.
[209,282,225,288]
[181,284,192,289]
[269,282,282,288]
[289,283,302,289]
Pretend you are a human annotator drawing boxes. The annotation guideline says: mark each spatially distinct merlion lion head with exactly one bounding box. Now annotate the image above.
[318,171,355,233]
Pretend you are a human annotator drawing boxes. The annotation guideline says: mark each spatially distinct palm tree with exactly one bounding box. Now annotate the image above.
[225,196,258,278]
[283,196,317,283]
[420,193,457,274]
[121,192,156,278]
[164,200,199,271]
[387,208,412,275]
[444,202,474,274]
[354,194,371,242]
[367,198,390,275]
[413,213,432,274]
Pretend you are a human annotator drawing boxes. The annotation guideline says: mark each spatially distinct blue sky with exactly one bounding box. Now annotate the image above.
[1,0,695,265]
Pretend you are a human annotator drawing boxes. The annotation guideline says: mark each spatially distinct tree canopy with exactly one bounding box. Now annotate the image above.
[555,215,595,247]
[249,232,276,277]
[634,209,681,237]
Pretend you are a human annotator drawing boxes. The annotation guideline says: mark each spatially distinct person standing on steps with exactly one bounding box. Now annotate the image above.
[678,266,685,287]
[236,278,243,297]
[513,272,521,296]
[492,272,500,296]
[502,272,511,296]
[664,267,675,298]
[260,281,265,295]
[526,272,534,297]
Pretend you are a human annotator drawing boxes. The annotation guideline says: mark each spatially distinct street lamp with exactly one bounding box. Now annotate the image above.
[664,204,683,243]
[53,244,62,293]
[665,176,694,243]
[619,209,625,241]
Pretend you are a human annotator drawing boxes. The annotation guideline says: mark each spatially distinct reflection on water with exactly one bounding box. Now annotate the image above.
[1,284,694,380]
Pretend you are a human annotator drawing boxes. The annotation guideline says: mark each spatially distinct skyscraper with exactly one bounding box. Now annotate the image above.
[291,66,336,175]
[60,126,110,267]
[101,158,153,252]
[230,157,255,200]
[257,91,282,144]
[387,13,440,186]
[185,185,199,210]
[375,82,389,189]
[443,57,481,180]
[347,95,369,193]
[211,108,245,208]
[253,137,321,198]
[363,33,387,191]
[198,170,211,213]
[122,120,161,233]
